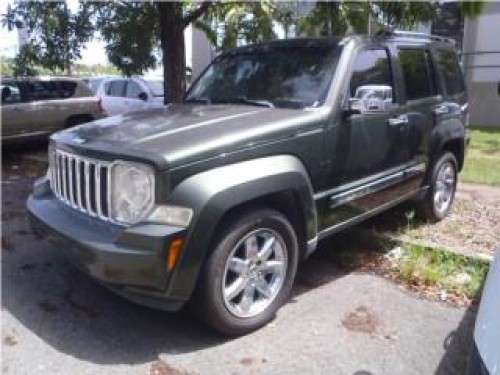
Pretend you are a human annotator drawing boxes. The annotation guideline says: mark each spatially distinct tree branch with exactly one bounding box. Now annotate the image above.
[182,1,212,28]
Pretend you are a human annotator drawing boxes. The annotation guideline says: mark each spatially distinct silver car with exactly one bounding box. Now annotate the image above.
[469,251,500,375]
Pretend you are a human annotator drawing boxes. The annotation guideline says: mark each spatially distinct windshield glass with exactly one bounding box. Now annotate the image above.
[145,79,164,97]
[186,43,342,109]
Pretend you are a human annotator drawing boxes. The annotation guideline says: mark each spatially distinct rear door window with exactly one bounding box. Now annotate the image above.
[399,49,437,100]
[435,49,465,96]
[107,80,127,97]
[23,81,60,101]
[126,81,143,99]
[56,81,77,98]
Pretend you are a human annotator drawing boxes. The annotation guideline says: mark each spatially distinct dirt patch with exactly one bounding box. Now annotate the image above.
[3,331,18,347]
[239,357,267,366]
[341,306,380,335]
[149,360,192,375]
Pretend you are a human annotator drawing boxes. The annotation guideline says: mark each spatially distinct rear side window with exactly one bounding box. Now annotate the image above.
[436,49,465,96]
[126,81,143,99]
[23,81,59,101]
[56,81,77,98]
[107,81,126,97]
[399,49,437,100]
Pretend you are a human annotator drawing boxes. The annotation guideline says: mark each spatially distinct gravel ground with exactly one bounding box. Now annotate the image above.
[2,147,480,374]
[363,182,500,259]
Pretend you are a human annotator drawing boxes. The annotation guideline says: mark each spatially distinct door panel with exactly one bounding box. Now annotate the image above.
[318,47,409,231]
[398,48,443,170]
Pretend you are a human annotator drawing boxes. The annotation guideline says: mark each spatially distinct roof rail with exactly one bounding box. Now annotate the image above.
[376,28,455,45]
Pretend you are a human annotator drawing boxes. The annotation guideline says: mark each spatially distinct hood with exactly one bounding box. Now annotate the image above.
[53,103,324,168]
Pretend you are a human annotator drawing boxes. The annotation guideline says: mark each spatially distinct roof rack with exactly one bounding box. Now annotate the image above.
[376,28,455,45]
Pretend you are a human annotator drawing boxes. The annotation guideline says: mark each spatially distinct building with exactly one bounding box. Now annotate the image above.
[462,2,500,127]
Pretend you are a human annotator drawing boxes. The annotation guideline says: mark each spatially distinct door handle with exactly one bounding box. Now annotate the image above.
[388,115,409,127]
[433,105,449,115]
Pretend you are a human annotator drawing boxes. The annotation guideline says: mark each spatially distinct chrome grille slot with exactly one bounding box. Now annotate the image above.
[50,149,112,222]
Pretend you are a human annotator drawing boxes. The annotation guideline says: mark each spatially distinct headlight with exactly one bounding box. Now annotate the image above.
[110,162,155,224]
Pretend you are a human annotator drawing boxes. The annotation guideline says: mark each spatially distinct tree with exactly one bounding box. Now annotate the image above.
[93,2,159,76]
[195,2,289,51]
[156,1,212,103]
[299,1,437,36]
[3,1,94,75]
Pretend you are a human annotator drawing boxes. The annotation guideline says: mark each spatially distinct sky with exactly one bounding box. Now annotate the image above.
[0,0,109,65]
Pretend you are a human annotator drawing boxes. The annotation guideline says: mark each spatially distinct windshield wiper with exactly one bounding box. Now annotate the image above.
[218,96,274,108]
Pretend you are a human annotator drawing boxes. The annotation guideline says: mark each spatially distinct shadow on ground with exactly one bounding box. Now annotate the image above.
[1,149,477,372]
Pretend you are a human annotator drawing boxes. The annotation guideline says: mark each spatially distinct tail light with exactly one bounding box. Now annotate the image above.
[97,98,105,114]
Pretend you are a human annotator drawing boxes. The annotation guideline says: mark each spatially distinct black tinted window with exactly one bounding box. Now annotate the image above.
[57,81,77,98]
[348,49,394,113]
[436,49,465,96]
[23,81,59,100]
[399,49,437,100]
[108,81,126,97]
[350,49,393,99]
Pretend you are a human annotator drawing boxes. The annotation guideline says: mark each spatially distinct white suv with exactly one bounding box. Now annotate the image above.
[95,76,165,116]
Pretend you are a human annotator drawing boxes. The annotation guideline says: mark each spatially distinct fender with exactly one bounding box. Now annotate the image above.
[163,155,317,301]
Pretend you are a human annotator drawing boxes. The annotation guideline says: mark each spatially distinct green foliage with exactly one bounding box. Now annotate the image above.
[459,1,486,18]
[299,1,438,36]
[3,1,94,74]
[398,243,489,298]
[91,2,159,76]
[196,1,287,51]
[461,127,500,186]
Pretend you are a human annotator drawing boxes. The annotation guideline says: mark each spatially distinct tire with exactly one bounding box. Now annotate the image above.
[192,208,299,336]
[416,152,458,222]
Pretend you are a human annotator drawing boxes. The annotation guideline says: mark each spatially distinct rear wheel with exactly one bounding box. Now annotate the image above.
[192,208,299,336]
[416,152,458,222]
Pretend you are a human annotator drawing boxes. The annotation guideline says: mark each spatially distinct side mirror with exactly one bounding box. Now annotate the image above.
[343,98,362,117]
[138,92,148,101]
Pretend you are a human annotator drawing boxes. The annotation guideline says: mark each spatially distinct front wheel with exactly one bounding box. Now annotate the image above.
[192,208,299,336]
[416,152,458,222]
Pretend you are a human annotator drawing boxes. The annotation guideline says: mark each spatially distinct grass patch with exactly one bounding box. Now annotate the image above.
[461,127,500,186]
[397,243,489,298]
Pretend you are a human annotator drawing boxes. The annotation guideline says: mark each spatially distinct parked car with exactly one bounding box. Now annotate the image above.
[95,76,165,116]
[85,76,113,94]
[28,31,469,335]
[1,76,106,144]
[468,251,499,375]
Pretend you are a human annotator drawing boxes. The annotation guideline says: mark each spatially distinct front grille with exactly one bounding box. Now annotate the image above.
[50,149,112,221]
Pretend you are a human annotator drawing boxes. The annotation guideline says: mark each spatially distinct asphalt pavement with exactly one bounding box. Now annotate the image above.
[1,154,476,375]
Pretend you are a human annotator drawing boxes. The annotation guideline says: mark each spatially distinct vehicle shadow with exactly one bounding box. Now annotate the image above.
[435,293,479,374]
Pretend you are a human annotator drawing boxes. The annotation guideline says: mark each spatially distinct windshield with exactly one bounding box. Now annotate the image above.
[145,79,164,97]
[186,43,342,109]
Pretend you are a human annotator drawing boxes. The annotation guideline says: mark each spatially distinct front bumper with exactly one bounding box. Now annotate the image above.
[27,178,188,311]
